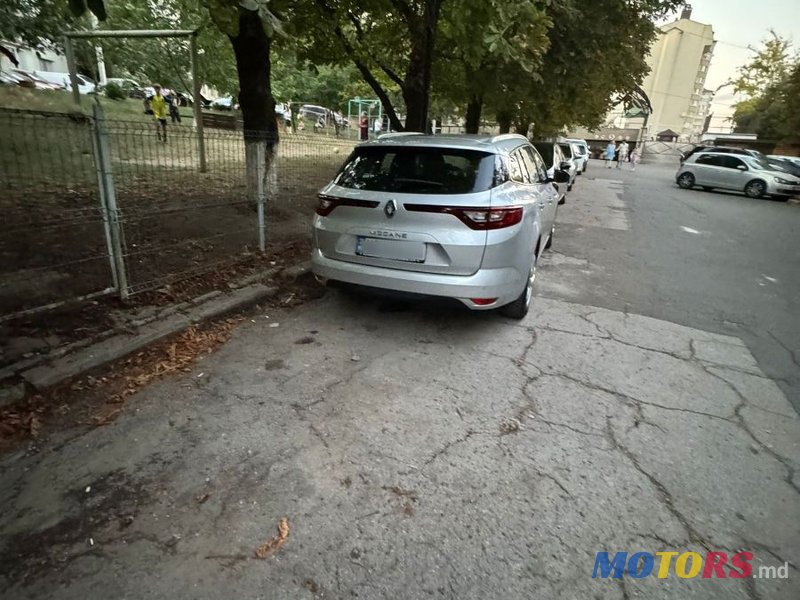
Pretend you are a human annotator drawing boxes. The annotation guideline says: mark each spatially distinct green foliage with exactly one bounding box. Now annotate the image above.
[731,33,799,141]
[103,80,126,100]
[2,1,83,49]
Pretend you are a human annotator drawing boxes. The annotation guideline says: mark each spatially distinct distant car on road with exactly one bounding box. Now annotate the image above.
[565,139,589,173]
[676,152,800,200]
[209,95,238,111]
[312,134,570,319]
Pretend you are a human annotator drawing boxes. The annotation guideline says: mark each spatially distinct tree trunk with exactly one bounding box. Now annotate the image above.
[464,95,483,134]
[229,7,277,247]
[402,0,442,132]
[497,110,512,134]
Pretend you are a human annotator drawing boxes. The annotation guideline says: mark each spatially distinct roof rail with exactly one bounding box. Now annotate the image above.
[490,133,528,144]
[377,132,425,139]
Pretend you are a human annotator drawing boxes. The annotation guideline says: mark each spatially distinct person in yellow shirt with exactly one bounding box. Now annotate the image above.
[150,84,168,142]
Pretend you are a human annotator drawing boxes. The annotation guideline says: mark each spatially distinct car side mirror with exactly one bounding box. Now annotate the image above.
[553,170,571,184]
[559,161,571,171]
[736,165,747,171]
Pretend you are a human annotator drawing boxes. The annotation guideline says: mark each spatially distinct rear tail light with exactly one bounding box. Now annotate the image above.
[404,204,523,230]
[470,298,498,306]
[316,194,379,216]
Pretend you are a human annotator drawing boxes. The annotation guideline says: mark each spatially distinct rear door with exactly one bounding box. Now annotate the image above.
[520,145,558,233]
[315,145,498,276]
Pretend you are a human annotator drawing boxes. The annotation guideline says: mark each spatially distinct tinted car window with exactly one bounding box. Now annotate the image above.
[532,143,554,168]
[695,154,724,166]
[559,143,573,159]
[721,156,746,169]
[334,146,496,194]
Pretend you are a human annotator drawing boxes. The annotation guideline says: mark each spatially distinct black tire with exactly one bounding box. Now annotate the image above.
[677,172,695,189]
[744,179,767,199]
[558,195,566,205]
[744,179,767,198]
[500,255,536,320]
[545,225,554,250]
[567,181,573,192]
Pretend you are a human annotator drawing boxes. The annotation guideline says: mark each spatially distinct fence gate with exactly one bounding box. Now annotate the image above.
[0,108,116,320]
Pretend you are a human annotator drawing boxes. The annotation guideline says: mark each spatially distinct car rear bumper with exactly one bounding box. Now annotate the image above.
[311,249,524,309]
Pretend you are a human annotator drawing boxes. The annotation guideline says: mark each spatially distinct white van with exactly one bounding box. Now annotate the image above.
[33,71,96,94]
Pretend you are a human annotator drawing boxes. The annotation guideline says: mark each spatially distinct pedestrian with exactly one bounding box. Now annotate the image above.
[605,140,617,168]
[168,93,181,124]
[359,111,369,141]
[617,140,629,169]
[629,146,641,171]
[150,84,169,142]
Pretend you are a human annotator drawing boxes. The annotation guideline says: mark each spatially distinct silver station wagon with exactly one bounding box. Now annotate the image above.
[311,133,569,319]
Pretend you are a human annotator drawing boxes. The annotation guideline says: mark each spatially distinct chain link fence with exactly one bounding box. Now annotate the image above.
[0,106,354,320]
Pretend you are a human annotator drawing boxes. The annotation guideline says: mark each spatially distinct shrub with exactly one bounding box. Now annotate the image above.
[104,82,126,101]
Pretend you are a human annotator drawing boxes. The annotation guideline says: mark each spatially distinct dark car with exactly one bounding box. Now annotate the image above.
[680,145,766,164]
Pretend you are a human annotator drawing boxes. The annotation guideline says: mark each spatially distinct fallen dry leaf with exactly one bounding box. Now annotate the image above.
[254,517,290,559]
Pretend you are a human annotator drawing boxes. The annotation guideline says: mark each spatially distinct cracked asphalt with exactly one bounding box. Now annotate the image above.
[1,161,798,599]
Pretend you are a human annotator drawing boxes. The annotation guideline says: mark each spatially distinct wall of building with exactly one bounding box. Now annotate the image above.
[1,40,69,74]
[640,15,715,142]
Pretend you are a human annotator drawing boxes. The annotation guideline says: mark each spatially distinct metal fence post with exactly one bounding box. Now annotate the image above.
[255,142,267,252]
[190,33,207,173]
[92,102,130,301]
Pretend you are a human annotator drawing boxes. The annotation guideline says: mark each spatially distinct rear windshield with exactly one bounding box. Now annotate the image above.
[532,144,554,166]
[333,146,496,194]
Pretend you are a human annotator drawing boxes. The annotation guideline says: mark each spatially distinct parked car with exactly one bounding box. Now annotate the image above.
[763,156,800,178]
[680,145,766,164]
[33,71,96,94]
[209,95,238,110]
[9,69,62,90]
[767,154,800,170]
[557,143,578,191]
[676,152,800,200]
[532,141,569,204]
[565,139,589,173]
[311,134,570,319]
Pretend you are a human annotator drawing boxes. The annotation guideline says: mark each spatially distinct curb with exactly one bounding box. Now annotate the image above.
[13,283,277,392]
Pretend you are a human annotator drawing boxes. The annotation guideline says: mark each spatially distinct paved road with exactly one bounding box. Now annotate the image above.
[541,159,800,411]
[1,165,798,599]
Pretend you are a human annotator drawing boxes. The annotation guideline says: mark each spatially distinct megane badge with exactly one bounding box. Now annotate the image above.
[384,199,397,218]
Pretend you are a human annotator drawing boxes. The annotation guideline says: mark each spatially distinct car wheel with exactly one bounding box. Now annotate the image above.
[677,172,695,189]
[567,181,573,192]
[545,225,554,250]
[744,180,767,198]
[500,256,536,320]
[558,195,566,205]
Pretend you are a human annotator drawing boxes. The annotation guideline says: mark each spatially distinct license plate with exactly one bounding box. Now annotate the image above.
[356,236,426,262]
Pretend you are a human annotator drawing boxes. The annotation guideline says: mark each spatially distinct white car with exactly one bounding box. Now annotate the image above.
[312,134,570,319]
[33,71,96,94]
[676,152,800,200]
[565,138,590,173]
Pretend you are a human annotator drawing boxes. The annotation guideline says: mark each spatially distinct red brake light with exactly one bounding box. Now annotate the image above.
[470,298,498,306]
[404,204,523,230]
[316,194,380,216]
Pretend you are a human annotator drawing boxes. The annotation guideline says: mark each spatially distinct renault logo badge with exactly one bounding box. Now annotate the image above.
[384,199,397,218]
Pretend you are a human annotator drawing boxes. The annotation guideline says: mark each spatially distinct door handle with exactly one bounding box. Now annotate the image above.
[538,203,546,210]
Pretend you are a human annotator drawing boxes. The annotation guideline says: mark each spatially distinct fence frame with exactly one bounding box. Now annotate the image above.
[63,28,207,172]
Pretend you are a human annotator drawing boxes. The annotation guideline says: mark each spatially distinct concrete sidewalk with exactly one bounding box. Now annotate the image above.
[1,290,797,599]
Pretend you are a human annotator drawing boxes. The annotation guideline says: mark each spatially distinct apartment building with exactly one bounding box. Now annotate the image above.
[640,5,716,142]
